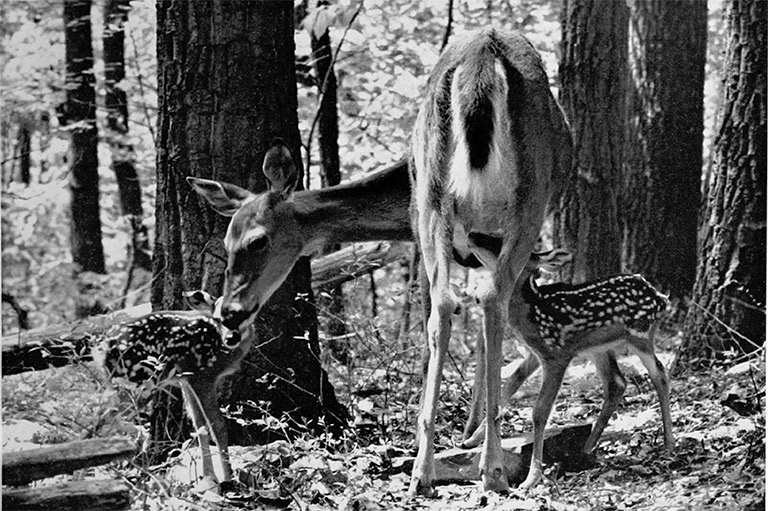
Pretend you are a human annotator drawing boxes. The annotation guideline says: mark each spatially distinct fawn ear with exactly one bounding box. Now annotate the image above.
[262,138,299,197]
[183,290,217,313]
[187,177,254,217]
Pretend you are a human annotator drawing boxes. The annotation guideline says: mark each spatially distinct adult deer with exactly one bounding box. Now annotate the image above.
[408,29,572,495]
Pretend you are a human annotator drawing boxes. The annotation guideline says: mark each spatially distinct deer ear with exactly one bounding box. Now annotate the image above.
[182,290,216,312]
[187,177,254,217]
[262,138,299,196]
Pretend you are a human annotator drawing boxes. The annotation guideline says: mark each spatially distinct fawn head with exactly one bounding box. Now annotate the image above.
[188,140,305,332]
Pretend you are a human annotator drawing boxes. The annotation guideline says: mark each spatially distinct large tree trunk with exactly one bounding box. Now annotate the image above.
[64,0,105,275]
[676,0,766,371]
[622,0,707,299]
[104,0,152,273]
[153,0,347,452]
[556,0,628,281]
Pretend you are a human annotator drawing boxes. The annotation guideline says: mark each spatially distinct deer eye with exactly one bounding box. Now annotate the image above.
[248,236,269,253]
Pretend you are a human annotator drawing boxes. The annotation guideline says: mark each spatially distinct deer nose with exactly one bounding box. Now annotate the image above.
[221,303,252,331]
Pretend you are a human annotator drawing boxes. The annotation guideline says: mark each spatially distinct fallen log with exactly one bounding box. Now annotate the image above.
[2,479,132,511]
[2,241,412,377]
[2,304,151,376]
[392,424,593,485]
[3,436,138,487]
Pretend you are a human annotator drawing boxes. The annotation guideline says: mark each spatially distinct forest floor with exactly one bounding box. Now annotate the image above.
[2,335,764,511]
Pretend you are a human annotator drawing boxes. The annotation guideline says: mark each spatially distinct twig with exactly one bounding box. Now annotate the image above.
[304,0,366,181]
[440,0,454,52]
[127,24,156,145]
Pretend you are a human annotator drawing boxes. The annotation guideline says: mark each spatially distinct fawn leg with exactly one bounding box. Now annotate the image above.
[462,352,540,448]
[179,382,218,488]
[193,379,233,483]
[462,327,486,444]
[520,360,568,489]
[583,350,626,453]
[628,331,674,450]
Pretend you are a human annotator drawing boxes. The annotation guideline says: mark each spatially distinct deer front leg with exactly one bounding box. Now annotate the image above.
[193,379,233,483]
[179,382,220,492]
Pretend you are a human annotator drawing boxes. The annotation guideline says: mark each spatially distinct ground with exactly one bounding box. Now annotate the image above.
[2,329,764,511]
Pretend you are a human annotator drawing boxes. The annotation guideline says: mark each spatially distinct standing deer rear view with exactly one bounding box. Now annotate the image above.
[409,28,572,496]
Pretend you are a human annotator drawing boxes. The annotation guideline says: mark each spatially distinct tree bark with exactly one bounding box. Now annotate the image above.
[104,0,152,272]
[622,0,707,299]
[556,0,628,281]
[153,0,347,451]
[64,0,105,275]
[676,0,766,371]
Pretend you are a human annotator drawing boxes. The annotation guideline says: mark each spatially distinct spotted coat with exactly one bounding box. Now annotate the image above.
[522,274,668,347]
[100,314,226,382]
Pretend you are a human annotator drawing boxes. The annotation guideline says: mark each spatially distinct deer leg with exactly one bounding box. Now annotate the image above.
[179,381,218,490]
[408,213,455,498]
[462,327,486,444]
[628,330,674,450]
[583,350,626,453]
[476,281,509,493]
[462,352,540,448]
[192,378,233,483]
[520,360,568,489]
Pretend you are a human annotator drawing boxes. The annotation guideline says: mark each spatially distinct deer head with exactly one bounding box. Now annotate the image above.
[187,140,306,332]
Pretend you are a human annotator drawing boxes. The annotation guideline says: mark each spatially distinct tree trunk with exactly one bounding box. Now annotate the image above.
[17,121,31,186]
[556,0,628,281]
[153,0,347,451]
[676,0,766,371]
[309,5,348,362]
[622,0,707,299]
[64,0,105,275]
[104,0,152,272]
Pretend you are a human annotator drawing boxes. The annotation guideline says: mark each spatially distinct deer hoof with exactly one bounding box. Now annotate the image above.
[407,477,436,498]
[481,467,509,493]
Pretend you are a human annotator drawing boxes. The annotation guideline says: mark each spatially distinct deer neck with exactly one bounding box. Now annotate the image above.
[294,160,413,248]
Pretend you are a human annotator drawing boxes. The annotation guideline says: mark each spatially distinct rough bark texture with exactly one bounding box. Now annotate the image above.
[104,0,152,272]
[556,0,628,282]
[64,0,105,274]
[622,0,707,299]
[309,7,348,362]
[153,0,347,450]
[677,0,766,370]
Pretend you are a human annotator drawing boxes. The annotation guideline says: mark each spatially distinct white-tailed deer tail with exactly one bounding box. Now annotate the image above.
[409,28,572,496]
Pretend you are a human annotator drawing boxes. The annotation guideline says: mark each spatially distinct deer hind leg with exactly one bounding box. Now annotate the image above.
[583,350,626,453]
[520,359,569,489]
[408,210,456,498]
[462,352,540,449]
[627,328,674,450]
